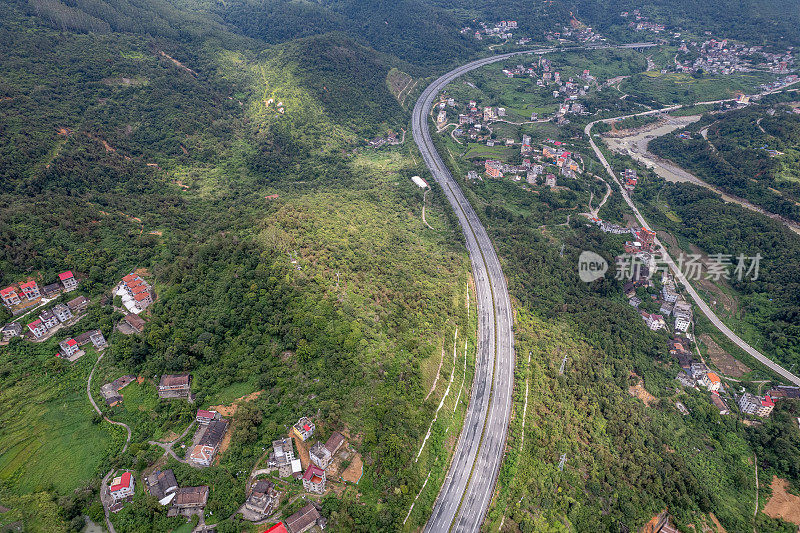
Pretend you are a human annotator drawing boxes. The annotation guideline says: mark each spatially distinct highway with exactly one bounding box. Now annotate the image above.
[585,115,800,387]
[412,43,659,532]
[411,44,656,532]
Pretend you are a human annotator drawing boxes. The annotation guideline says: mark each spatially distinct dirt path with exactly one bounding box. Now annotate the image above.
[425,344,445,401]
[87,353,132,453]
[148,421,196,464]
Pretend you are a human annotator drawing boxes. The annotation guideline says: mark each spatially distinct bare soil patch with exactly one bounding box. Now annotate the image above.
[762,476,800,525]
[628,372,658,407]
[292,435,311,471]
[699,334,751,377]
[341,452,363,484]
[209,390,263,417]
[708,513,727,533]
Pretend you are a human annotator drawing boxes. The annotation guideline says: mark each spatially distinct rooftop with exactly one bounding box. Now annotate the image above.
[58,271,73,281]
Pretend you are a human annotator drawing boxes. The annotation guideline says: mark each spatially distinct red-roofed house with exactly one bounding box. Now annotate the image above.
[1,287,21,307]
[59,271,77,291]
[59,338,79,358]
[302,465,326,494]
[109,472,135,501]
[126,278,145,292]
[700,372,721,392]
[196,410,217,425]
[19,281,41,300]
[263,523,289,533]
[738,393,774,417]
[27,319,47,338]
[122,273,139,284]
[133,291,153,309]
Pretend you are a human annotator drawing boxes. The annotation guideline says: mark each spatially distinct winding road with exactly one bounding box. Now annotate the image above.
[413,42,657,533]
[586,117,800,387]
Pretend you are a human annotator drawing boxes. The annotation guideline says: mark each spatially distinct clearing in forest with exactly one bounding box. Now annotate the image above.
[762,476,800,525]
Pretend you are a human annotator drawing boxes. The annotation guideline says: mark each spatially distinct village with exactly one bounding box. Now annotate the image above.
[100,375,361,533]
[588,201,795,424]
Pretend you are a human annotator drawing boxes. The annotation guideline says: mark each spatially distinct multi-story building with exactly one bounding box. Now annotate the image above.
[189,419,228,467]
[271,438,295,477]
[310,442,332,469]
[27,319,47,338]
[59,338,79,358]
[738,393,775,417]
[302,465,326,494]
[89,329,107,349]
[19,281,41,300]
[1,287,21,307]
[109,472,135,502]
[59,271,77,292]
[157,374,192,398]
[1,323,22,341]
[39,309,59,329]
[53,303,73,323]
[292,417,315,441]
[699,372,721,392]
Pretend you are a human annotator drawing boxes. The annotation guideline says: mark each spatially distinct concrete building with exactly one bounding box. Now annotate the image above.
[59,271,77,291]
[19,281,41,300]
[59,338,79,358]
[738,393,775,417]
[27,319,47,338]
[1,323,22,341]
[53,303,73,323]
[292,417,315,441]
[0,287,21,307]
[271,438,295,477]
[157,373,192,399]
[302,465,326,494]
[146,469,178,506]
[39,309,59,329]
[109,472,134,502]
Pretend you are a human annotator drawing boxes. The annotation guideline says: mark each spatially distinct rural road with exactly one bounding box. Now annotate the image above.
[586,111,800,387]
[87,352,133,452]
[412,42,656,532]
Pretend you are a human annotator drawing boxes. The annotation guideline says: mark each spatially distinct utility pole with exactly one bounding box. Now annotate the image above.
[559,353,568,375]
[558,453,567,471]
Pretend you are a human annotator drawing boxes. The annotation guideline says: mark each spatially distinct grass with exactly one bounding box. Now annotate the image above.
[463,144,515,160]
[0,354,117,494]
[623,71,779,106]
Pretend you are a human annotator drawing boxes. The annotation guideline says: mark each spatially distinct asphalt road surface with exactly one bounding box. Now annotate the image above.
[411,43,656,532]
[585,114,800,387]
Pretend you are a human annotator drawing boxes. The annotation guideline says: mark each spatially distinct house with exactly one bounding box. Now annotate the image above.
[59,338,79,358]
[42,282,62,297]
[39,309,60,329]
[264,524,289,533]
[52,303,72,323]
[675,371,695,388]
[157,373,192,398]
[67,295,89,313]
[302,465,326,494]
[690,363,709,380]
[169,486,208,517]
[59,271,77,291]
[661,286,679,303]
[243,479,278,518]
[545,174,557,187]
[485,160,503,178]
[699,372,721,392]
[674,315,691,332]
[623,282,636,298]
[27,319,47,338]
[1,323,22,341]
[710,392,730,415]
[629,296,642,308]
[284,503,327,533]
[738,393,775,417]
[190,419,228,467]
[292,417,315,441]
[124,313,146,333]
[271,438,296,477]
[109,472,135,502]
[133,291,153,310]
[325,431,345,456]
[146,469,178,505]
[659,302,674,316]
[310,442,332,469]
[196,410,218,425]
[89,329,107,349]
[766,386,800,400]
[641,312,665,331]
[0,287,21,307]
[19,281,41,300]
[100,375,136,407]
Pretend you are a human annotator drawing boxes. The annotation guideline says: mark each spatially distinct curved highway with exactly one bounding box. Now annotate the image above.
[412,44,657,532]
[585,116,800,387]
